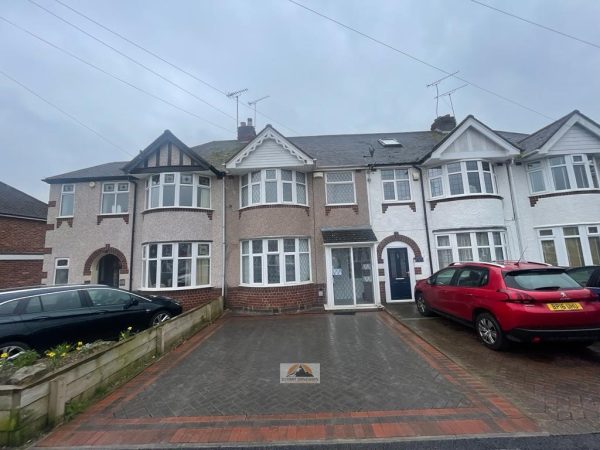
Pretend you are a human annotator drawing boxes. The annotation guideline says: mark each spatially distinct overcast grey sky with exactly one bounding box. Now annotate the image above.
[1,0,599,201]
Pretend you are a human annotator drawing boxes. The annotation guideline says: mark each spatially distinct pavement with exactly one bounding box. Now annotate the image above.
[33,311,541,448]
[385,303,600,436]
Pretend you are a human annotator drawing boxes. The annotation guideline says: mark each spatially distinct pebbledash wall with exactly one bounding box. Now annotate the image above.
[0,216,46,288]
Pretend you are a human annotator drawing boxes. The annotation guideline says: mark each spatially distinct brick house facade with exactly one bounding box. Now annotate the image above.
[0,182,48,288]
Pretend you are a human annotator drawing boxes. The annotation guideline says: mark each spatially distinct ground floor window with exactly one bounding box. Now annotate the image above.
[434,231,507,269]
[537,225,600,267]
[142,242,210,289]
[54,258,69,285]
[241,237,310,286]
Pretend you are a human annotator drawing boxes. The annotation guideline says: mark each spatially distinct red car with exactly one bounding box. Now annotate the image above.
[414,261,600,350]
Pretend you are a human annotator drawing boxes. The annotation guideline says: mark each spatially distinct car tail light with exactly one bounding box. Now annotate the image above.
[497,289,536,304]
[588,290,600,302]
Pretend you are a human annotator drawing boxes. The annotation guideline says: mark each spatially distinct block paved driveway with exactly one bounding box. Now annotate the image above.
[36,312,538,448]
[387,303,600,436]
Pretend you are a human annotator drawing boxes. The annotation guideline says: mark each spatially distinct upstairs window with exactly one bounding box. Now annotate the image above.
[325,171,355,204]
[59,184,74,217]
[527,155,599,194]
[428,161,496,199]
[240,169,307,208]
[145,173,211,210]
[381,169,411,201]
[101,182,129,214]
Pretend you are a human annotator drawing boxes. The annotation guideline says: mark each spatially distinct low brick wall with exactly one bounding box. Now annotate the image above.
[137,287,222,311]
[0,297,223,446]
[227,283,325,313]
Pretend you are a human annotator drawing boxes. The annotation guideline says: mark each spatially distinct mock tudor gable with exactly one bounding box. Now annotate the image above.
[225,125,315,172]
[424,116,520,165]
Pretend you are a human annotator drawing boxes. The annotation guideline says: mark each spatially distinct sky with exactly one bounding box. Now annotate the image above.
[1,0,599,202]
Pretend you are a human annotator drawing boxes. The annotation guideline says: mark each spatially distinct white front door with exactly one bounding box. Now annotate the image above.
[325,245,379,309]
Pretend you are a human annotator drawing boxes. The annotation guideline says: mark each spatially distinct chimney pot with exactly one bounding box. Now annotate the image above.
[247,118,253,126]
[237,119,256,142]
[240,121,246,127]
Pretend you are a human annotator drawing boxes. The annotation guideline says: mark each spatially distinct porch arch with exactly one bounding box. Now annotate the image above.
[83,245,129,276]
[377,232,422,264]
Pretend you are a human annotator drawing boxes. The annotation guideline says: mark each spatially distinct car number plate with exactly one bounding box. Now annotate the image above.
[546,302,583,311]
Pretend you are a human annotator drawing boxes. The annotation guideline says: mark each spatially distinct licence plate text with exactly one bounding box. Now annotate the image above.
[546,302,583,311]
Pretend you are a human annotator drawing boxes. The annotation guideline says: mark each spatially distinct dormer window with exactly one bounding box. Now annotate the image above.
[526,154,599,194]
[145,173,211,210]
[240,169,307,208]
[378,138,402,147]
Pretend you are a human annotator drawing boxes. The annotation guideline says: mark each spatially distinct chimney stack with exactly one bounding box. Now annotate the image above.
[430,114,457,134]
[237,117,256,142]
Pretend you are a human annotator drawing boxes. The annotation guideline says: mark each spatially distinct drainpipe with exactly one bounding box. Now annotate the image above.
[415,166,434,275]
[128,179,137,290]
[506,160,524,258]
[221,175,226,298]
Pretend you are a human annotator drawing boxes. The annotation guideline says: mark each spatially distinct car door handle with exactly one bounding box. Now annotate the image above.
[33,316,50,320]
[395,277,405,280]
[97,310,109,314]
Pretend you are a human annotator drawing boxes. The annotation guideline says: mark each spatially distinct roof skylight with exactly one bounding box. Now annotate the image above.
[378,138,402,147]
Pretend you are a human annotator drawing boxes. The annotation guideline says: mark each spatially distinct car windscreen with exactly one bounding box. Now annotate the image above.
[504,269,583,291]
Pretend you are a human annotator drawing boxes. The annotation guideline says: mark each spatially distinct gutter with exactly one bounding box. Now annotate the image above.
[415,166,434,275]
[128,180,138,290]
[221,175,226,298]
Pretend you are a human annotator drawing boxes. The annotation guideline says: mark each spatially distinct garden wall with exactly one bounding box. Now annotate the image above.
[0,297,223,446]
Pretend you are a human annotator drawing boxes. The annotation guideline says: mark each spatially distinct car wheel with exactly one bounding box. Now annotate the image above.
[150,311,172,326]
[475,313,508,351]
[0,341,30,360]
[415,293,434,317]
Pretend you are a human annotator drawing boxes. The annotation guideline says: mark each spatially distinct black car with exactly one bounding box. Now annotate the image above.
[566,266,600,290]
[0,285,182,359]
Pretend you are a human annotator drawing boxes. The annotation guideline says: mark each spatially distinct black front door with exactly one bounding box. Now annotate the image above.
[98,255,120,287]
[387,248,412,300]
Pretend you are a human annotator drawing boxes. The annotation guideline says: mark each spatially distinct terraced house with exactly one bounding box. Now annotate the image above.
[42,110,600,312]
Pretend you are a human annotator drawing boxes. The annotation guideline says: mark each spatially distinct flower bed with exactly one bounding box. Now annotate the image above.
[0,297,223,446]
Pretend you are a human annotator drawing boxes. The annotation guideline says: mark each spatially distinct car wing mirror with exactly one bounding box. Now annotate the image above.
[126,297,139,309]
[426,278,434,285]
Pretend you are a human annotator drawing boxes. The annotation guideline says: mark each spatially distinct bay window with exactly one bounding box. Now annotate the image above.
[241,237,311,286]
[435,231,507,269]
[59,184,74,217]
[145,173,211,209]
[101,182,129,214]
[538,225,600,267]
[240,169,307,207]
[381,169,411,201]
[527,155,599,194]
[325,171,355,204]
[428,161,496,199]
[142,242,210,289]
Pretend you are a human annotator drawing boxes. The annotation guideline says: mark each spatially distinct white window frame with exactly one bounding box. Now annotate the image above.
[536,224,600,267]
[381,168,412,202]
[427,160,497,200]
[144,173,211,210]
[526,155,599,195]
[141,242,211,290]
[433,231,508,270]
[239,169,308,208]
[240,237,311,287]
[54,258,70,285]
[59,184,75,217]
[325,171,356,205]
[101,182,129,215]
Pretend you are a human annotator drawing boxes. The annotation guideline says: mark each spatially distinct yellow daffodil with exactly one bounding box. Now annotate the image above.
[77,341,83,347]
[47,352,56,358]
[0,353,8,359]
[61,353,67,357]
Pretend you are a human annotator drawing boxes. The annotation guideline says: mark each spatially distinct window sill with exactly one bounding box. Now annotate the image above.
[529,189,600,206]
[382,201,416,213]
[140,285,213,292]
[238,203,310,218]
[142,207,214,220]
[239,281,313,288]
[325,204,359,215]
[428,194,502,211]
[97,213,129,225]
